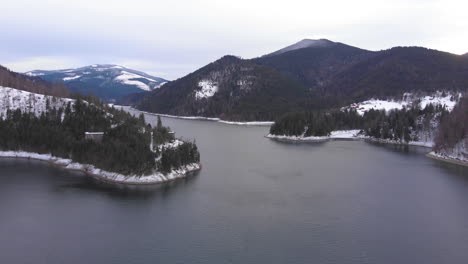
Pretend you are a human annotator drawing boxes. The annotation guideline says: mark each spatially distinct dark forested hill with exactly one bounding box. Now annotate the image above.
[320,47,468,106]
[136,56,309,121]
[254,40,373,89]
[0,65,69,97]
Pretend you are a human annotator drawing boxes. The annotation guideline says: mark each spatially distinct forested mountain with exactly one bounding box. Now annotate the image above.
[27,64,167,102]
[124,40,468,121]
[254,39,373,89]
[136,56,309,121]
[0,65,69,97]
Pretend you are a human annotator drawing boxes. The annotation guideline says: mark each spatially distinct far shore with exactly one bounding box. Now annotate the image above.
[266,131,433,149]
[0,151,201,185]
[118,106,274,126]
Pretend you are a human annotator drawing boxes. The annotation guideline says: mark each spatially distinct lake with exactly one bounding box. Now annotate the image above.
[1,111,468,264]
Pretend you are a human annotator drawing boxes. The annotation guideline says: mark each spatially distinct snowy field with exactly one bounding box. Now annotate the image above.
[343,91,461,115]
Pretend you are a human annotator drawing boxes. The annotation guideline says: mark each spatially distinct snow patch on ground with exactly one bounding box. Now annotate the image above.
[25,72,44,77]
[0,151,201,185]
[63,75,81,81]
[419,93,458,111]
[0,86,73,118]
[114,71,157,91]
[349,100,408,115]
[157,139,184,152]
[195,80,218,99]
[155,82,167,89]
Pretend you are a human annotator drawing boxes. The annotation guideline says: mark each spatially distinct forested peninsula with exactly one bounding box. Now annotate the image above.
[268,96,468,165]
[0,88,201,184]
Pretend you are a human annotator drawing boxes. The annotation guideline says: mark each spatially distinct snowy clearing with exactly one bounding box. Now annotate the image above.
[0,86,73,118]
[195,80,218,99]
[343,91,461,115]
[157,139,184,152]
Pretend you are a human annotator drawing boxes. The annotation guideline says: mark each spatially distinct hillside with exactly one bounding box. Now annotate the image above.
[320,47,468,106]
[136,56,309,121]
[27,64,167,102]
[0,65,69,97]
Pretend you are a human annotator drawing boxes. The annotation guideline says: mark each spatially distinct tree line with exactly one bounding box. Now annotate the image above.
[270,103,449,143]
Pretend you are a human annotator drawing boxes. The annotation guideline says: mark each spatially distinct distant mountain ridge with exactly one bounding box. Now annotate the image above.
[27,64,167,102]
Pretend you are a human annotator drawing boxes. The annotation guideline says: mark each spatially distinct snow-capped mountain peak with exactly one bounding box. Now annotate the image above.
[25,64,168,102]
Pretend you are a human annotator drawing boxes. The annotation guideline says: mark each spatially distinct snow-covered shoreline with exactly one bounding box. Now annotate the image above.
[122,106,274,126]
[0,151,201,185]
[266,130,434,148]
[427,152,468,167]
[266,130,363,142]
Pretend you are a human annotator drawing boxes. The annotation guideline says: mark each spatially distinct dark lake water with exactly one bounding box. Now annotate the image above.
[1,111,468,264]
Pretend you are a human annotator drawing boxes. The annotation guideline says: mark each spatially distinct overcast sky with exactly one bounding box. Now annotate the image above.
[1,0,467,80]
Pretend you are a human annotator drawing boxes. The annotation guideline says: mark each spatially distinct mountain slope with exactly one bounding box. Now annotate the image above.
[254,39,373,89]
[0,65,69,97]
[136,56,309,121]
[27,64,167,102]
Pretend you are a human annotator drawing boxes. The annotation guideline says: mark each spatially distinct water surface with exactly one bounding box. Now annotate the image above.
[1,113,467,264]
